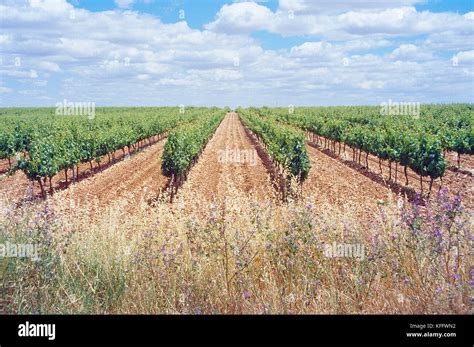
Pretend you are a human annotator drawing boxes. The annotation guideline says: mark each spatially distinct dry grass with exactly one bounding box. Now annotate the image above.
[0,186,472,314]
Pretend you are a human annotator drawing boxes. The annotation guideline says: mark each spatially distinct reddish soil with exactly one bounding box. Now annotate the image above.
[0,158,12,175]
[1,117,471,219]
[50,140,169,214]
[0,170,32,207]
[303,144,392,220]
[445,151,474,174]
[0,135,166,208]
[307,134,474,211]
[177,113,274,202]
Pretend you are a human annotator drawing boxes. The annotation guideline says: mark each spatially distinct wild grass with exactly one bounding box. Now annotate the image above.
[0,186,472,314]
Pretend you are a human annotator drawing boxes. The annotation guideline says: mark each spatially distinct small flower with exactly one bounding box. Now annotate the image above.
[451,274,460,282]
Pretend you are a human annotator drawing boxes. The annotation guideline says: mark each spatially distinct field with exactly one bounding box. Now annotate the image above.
[0,105,472,314]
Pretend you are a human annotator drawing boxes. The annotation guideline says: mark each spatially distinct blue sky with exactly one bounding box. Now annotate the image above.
[0,0,473,107]
[69,0,474,27]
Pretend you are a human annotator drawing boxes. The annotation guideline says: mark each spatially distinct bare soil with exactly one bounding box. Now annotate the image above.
[50,140,170,215]
[307,135,473,211]
[0,136,167,209]
[303,144,392,220]
[177,113,274,202]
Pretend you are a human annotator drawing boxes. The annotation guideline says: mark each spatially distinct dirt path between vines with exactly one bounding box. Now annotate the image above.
[303,145,392,220]
[49,140,169,215]
[0,139,169,219]
[0,136,166,208]
[177,113,274,203]
[306,135,474,211]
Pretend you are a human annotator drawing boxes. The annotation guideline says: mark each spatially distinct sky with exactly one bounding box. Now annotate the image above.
[0,0,473,107]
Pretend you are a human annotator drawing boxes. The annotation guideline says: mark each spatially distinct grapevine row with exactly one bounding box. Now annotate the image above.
[0,107,207,197]
[161,110,226,195]
[254,106,473,192]
[277,104,473,161]
[238,108,311,183]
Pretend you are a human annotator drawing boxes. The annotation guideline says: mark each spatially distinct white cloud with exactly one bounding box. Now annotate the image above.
[0,0,472,107]
[29,0,73,14]
[37,61,62,72]
[114,0,135,9]
[1,69,38,79]
[205,2,274,33]
[206,3,474,40]
[279,0,425,14]
[358,80,385,90]
[389,44,432,61]
[0,35,10,44]
[454,50,474,65]
[158,77,198,87]
[290,42,342,62]
[463,12,474,20]
[340,39,392,51]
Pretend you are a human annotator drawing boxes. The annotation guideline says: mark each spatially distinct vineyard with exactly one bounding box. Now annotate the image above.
[162,110,226,194]
[0,107,225,197]
[0,105,472,315]
[252,104,473,191]
[239,109,310,199]
[0,104,472,201]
